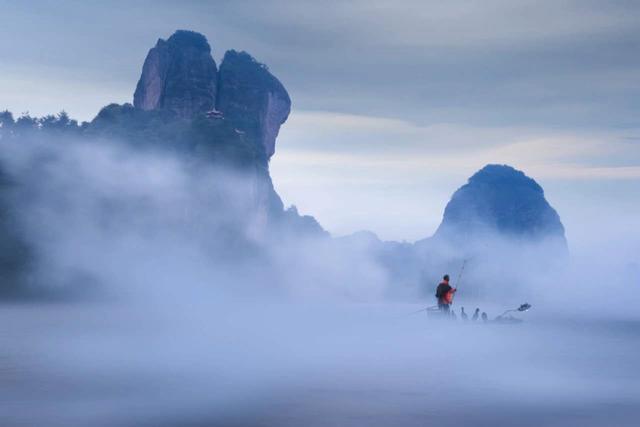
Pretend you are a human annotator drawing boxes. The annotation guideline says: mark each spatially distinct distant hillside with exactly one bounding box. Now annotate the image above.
[434,164,566,243]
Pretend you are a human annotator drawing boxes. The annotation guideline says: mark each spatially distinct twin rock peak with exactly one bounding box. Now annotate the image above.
[133,30,291,160]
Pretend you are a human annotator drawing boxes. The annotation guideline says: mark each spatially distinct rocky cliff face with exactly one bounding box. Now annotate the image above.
[434,164,566,242]
[130,31,318,238]
[216,50,291,160]
[133,30,218,119]
[133,32,291,162]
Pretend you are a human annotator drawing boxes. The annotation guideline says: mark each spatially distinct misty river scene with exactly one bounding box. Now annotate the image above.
[1,2,639,427]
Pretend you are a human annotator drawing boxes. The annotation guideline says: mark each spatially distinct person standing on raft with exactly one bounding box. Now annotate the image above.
[435,274,456,313]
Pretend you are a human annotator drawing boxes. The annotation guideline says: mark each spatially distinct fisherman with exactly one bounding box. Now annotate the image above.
[435,274,456,313]
[460,307,468,321]
[471,308,480,322]
[481,312,489,323]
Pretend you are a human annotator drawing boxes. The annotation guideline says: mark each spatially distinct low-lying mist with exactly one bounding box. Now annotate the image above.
[1,132,639,426]
[0,132,392,303]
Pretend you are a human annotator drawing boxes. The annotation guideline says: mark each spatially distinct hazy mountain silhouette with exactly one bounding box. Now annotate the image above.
[434,164,566,243]
[0,31,567,299]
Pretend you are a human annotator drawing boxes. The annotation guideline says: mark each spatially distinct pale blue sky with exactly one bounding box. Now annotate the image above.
[1,0,639,243]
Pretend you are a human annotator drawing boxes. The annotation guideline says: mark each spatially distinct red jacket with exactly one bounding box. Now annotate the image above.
[435,281,455,304]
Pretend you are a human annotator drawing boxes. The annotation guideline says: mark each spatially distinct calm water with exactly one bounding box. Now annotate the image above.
[1,302,639,426]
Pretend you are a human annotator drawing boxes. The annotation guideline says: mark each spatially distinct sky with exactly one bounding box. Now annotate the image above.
[1,0,639,242]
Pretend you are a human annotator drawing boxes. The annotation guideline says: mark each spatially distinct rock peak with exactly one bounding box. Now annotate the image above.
[217,50,291,160]
[133,31,291,161]
[469,164,543,193]
[435,164,565,241]
[166,30,211,52]
[133,30,218,119]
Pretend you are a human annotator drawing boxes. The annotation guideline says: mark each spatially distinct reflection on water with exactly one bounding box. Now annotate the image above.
[1,302,639,427]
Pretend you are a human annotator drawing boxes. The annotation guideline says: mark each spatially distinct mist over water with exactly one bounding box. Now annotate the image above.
[1,134,639,426]
[3,302,640,426]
